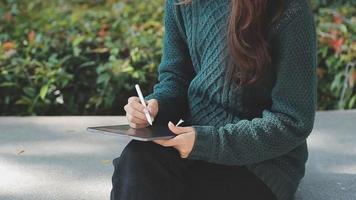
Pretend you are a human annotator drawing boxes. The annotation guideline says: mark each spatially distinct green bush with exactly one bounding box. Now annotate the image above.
[0,0,355,115]
[0,0,164,115]
[311,0,356,110]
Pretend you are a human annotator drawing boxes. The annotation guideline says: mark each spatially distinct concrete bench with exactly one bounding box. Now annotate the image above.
[0,110,355,200]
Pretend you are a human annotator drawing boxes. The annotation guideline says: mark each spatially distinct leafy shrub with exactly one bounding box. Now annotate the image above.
[311,0,356,109]
[0,0,355,115]
[0,0,164,115]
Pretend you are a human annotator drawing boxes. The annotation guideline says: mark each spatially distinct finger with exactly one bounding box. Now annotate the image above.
[153,139,173,147]
[129,122,146,129]
[125,105,146,121]
[168,121,194,135]
[130,100,146,112]
[147,99,158,114]
[153,139,165,145]
[153,139,171,147]
[181,153,188,158]
[125,104,147,121]
[153,137,179,147]
[128,96,140,104]
[127,114,148,124]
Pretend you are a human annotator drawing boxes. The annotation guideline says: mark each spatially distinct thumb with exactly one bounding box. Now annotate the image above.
[168,121,193,135]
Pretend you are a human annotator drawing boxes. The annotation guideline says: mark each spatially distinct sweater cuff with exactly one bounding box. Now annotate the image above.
[187,125,216,161]
[144,93,165,125]
[144,93,180,125]
[144,93,156,101]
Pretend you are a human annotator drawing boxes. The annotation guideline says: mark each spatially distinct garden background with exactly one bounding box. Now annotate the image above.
[0,0,355,116]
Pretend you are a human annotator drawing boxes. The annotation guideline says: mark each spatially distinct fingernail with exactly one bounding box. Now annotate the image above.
[168,121,174,126]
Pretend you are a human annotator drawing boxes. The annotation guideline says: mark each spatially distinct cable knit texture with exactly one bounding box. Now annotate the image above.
[145,0,317,199]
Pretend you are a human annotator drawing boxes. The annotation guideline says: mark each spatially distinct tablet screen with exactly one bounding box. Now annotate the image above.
[87,125,176,141]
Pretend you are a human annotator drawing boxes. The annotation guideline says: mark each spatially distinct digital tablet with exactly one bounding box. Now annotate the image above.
[87,124,176,141]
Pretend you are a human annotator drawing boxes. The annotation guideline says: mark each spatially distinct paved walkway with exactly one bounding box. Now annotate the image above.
[0,110,355,200]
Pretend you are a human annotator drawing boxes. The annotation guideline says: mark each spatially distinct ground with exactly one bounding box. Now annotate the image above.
[0,110,355,200]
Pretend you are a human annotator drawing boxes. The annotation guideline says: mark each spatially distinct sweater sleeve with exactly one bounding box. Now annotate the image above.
[144,0,195,125]
[187,4,317,165]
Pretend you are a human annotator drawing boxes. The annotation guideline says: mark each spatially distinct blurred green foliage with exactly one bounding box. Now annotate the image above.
[0,0,355,115]
[0,0,164,115]
[311,0,356,109]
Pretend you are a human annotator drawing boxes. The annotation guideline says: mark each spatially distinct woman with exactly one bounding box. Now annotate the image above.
[112,0,317,199]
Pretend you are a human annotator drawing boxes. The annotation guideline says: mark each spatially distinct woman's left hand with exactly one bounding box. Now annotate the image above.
[154,121,196,158]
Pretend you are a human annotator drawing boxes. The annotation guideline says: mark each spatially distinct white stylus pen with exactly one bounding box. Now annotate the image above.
[176,119,184,126]
[135,84,153,126]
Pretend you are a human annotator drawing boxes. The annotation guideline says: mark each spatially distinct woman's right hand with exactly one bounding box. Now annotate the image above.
[124,97,159,129]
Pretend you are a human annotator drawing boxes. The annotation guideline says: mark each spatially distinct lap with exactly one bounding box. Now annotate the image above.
[185,160,276,200]
[113,140,276,200]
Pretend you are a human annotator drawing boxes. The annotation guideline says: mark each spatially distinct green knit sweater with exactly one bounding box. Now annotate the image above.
[145,0,317,199]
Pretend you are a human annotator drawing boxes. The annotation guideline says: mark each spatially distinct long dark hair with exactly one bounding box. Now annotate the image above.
[178,0,284,86]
